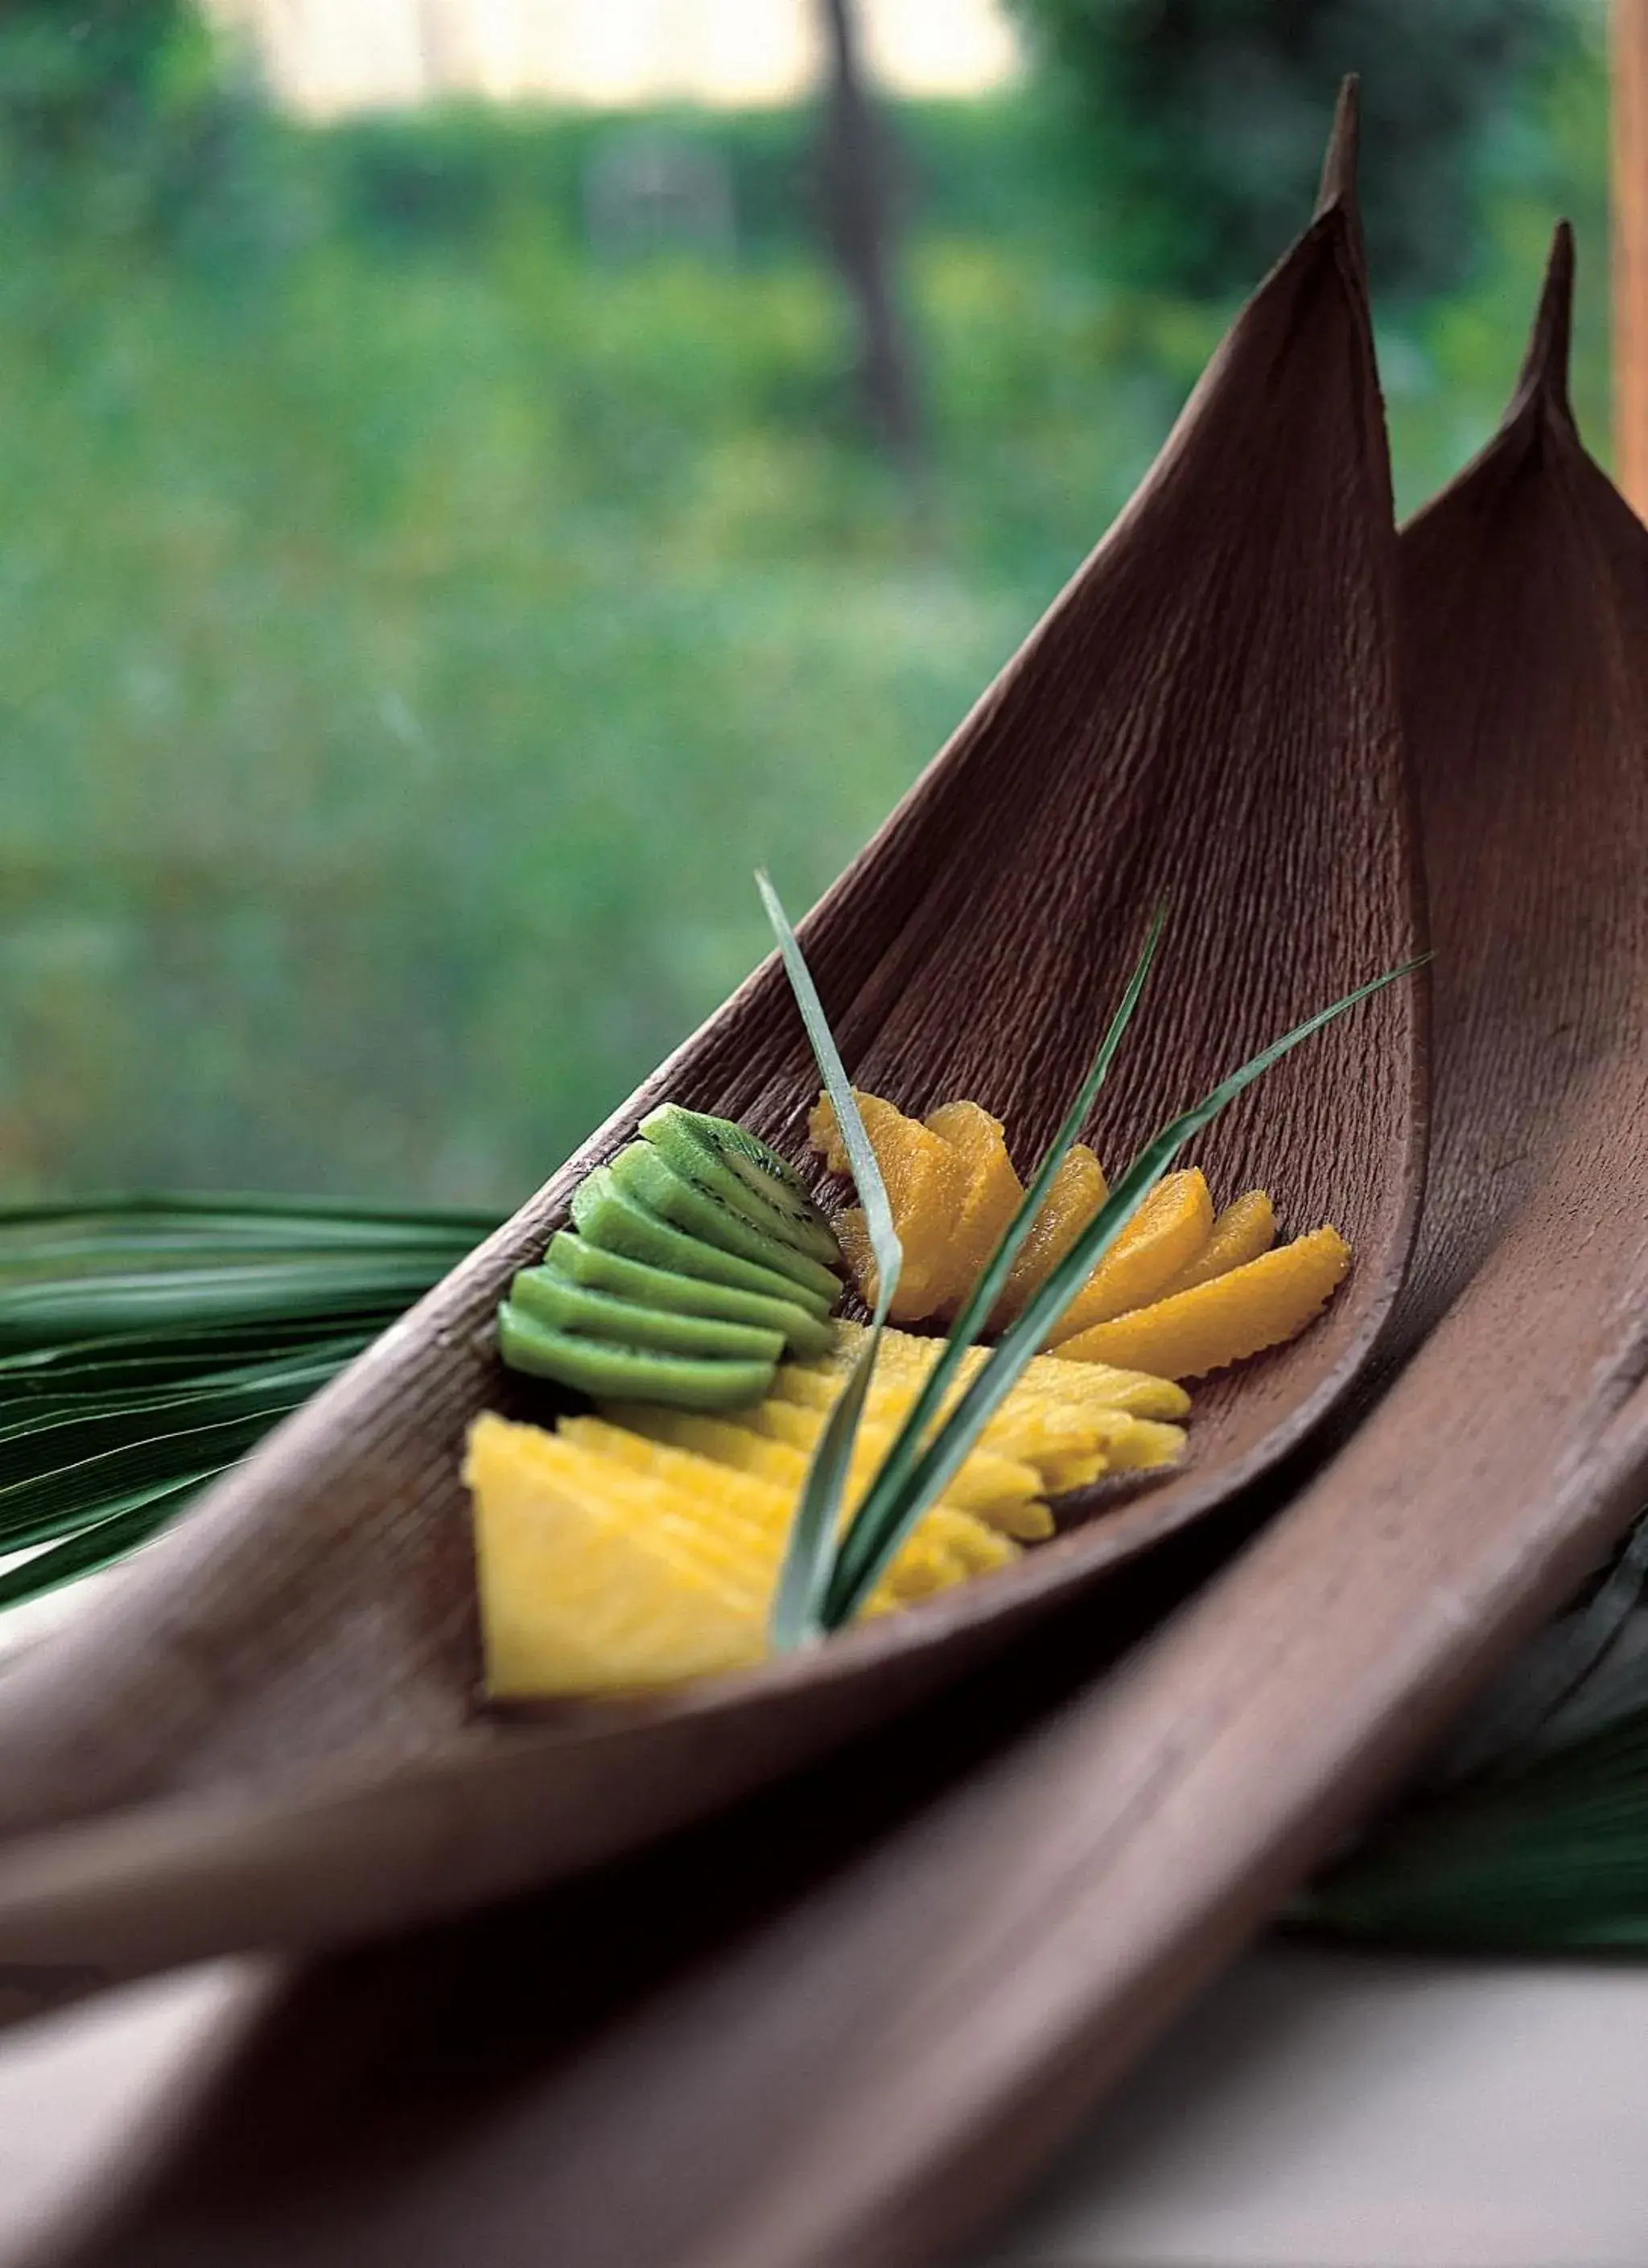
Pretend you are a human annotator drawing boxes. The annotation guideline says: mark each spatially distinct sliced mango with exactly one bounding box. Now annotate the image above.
[922,1100,1025,1319]
[991,1142,1108,1326]
[1054,1227,1352,1380]
[1156,1188,1276,1298]
[1044,1169,1213,1346]
[810,1091,968,1321]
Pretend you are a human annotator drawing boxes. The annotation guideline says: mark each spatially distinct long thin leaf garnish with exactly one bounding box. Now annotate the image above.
[0,1200,492,1614]
[810,904,1168,1581]
[826,955,1427,1625]
[758,870,903,1649]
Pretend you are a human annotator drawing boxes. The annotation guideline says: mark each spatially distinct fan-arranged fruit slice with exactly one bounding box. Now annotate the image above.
[497,1305,777,1411]
[1155,1188,1276,1298]
[1042,1169,1214,1346]
[468,1413,771,1695]
[991,1143,1109,1326]
[558,1417,979,1600]
[609,1143,841,1306]
[571,1169,834,1313]
[921,1101,1025,1319]
[818,1318,1193,1421]
[769,1361,1180,1509]
[808,1091,970,1322]
[583,1404,1016,1594]
[544,1231,835,1358]
[612,1400,1036,1541]
[498,1108,844,1412]
[1054,1226,1352,1379]
[639,1103,841,1265]
[734,1394,1044,1520]
[511,1268,785,1364]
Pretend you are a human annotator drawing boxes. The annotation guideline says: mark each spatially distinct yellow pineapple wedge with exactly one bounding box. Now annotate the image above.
[770,1362,1177,1515]
[560,1417,977,1601]
[608,1401,1028,1557]
[467,1414,768,1697]
[467,1401,1026,1698]
[734,1395,1044,1517]
[821,1319,1192,1422]
[1055,1227,1352,1380]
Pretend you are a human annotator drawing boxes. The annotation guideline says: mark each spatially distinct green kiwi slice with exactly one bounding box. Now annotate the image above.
[639,1105,838,1266]
[609,1143,841,1306]
[497,1302,773,1412]
[571,1169,834,1316]
[510,1267,784,1363]
[545,1232,834,1357]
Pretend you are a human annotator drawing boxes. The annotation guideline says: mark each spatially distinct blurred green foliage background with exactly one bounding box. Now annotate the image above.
[0,1,1612,1208]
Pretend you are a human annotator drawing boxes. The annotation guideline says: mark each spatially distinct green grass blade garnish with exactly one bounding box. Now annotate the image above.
[825,955,1426,1625]
[819,904,1169,1562]
[0,1201,492,1614]
[757,869,904,1650]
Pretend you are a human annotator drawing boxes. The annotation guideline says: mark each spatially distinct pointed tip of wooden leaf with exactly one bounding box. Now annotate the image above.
[1314,76,1360,223]
[1510,221,1576,427]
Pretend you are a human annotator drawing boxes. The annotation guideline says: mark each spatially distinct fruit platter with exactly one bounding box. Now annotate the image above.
[2,75,1644,2093]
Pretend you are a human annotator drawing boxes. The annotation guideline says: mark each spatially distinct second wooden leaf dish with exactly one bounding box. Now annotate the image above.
[0,96,1423,2008]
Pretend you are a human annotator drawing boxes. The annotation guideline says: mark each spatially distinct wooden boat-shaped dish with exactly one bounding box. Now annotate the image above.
[0,108,1424,2011]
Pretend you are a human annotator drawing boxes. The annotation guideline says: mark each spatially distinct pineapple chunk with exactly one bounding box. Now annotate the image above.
[1055,1227,1351,1380]
[559,1417,964,1605]
[604,1404,1020,1573]
[733,1395,1043,1516]
[770,1362,1166,1511]
[820,1320,1192,1422]
[466,1413,766,1697]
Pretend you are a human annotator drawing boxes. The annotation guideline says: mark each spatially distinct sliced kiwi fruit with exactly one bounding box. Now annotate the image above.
[545,1232,834,1357]
[639,1105,838,1267]
[571,1168,834,1315]
[610,1142,842,1306]
[497,1302,774,1412]
[510,1267,784,1364]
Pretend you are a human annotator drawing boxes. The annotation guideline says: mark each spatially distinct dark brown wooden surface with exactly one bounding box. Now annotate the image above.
[1616,0,1648,514]
[0,92,1422,2009]
[47,221,1648,2268]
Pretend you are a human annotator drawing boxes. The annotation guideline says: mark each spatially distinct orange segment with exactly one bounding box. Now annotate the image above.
[1156,1189,1276,1298]
[810,1090,970,1321]
[1054,1226,1351,1379]
[991,1144,1108,1326]
[923,1100,1025,1318]
[1044,1169,1213,1346]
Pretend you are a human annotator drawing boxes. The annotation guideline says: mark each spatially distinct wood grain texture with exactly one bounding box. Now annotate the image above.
[1616,0,1648,515]
[55,221,1648,2268]
[0,89,1422,2011]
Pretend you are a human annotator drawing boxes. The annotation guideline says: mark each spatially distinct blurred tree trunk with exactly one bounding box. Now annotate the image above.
[814,0,923,468]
